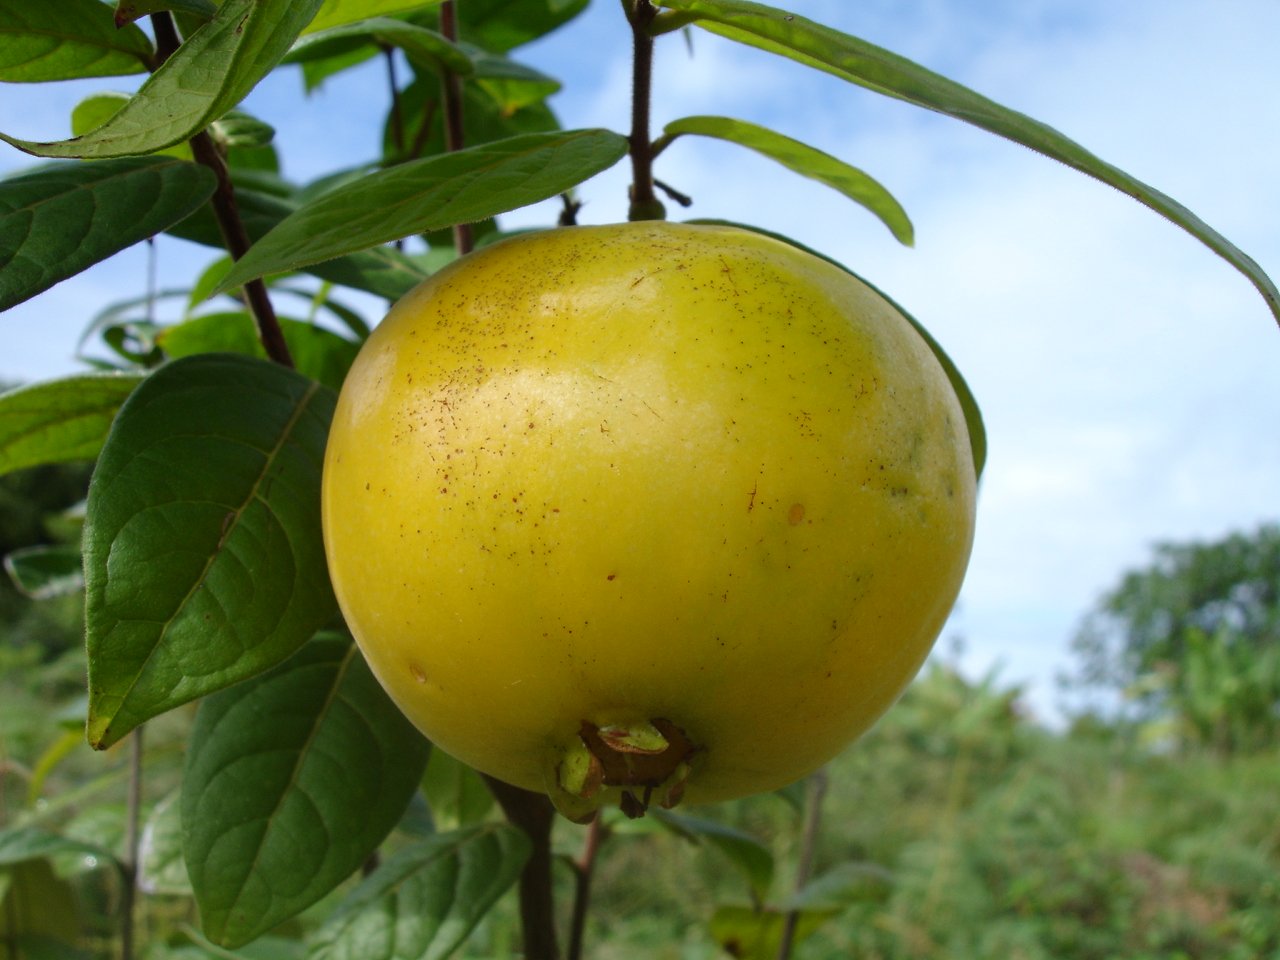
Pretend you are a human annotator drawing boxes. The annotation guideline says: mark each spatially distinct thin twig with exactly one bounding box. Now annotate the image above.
[653,177,693,207]
[567,814,608,960]
[438,1,474,255]
[777,769,829,960]
[484,776,562,960]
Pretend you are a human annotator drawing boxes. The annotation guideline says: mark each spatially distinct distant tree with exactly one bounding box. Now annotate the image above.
[1067,524,1280,753]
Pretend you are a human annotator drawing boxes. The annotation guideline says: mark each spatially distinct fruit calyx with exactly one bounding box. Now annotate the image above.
[551,718,697,822]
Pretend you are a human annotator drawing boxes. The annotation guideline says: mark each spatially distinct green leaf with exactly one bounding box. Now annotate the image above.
[305,0,445,35]
[300,41,382,92]
[0,373,143,476]
[707,905,833,960]
[651,809,774,902]
[169,186,431,301]
[468,47,561,114]
[288,18,473,77]
[657,115,912,245]
[688,218,987,481]
[113,0,219,28]
[383,73,560,166]
[0,157,217,310]
[0,0,327,159]
[182,632,432,948]
[83,354,338,749]
[159,312,360,391]
[215,129,628,293]
[659,0,1280,327]
[71,91,195,162]
[307,825,531,960]
[212,110,277,150]
[0,0,153,82]
[423,0,589,53]
[4,544,84,600]
[421,750,495,831]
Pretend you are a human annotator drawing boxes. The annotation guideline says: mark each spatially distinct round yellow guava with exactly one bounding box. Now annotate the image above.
[321,221,976,817]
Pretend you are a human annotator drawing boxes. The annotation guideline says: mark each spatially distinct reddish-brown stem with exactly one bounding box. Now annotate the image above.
[567,814,608,960]
[186,133,294,366]
[438,2,474,255]
[484,777,562,960]
[625,1,664,221]
[151,13,294,369]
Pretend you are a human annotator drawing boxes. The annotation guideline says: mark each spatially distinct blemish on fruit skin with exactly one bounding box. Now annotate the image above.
[787,503,806,525]
[408,662,428,684]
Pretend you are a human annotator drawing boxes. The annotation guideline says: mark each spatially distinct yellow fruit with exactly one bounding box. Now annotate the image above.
[322,221,976,818]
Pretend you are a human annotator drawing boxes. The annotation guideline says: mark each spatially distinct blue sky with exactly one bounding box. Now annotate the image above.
[3,0,1278,721]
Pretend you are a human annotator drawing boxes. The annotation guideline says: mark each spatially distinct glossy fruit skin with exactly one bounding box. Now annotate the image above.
[322,222,976,807]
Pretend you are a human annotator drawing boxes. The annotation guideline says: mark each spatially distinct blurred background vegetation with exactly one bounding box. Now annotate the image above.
[1,452,1277,959]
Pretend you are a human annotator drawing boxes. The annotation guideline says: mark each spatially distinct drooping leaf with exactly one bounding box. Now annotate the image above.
[288,18,473,77]
[651,809,774,903]
[0,373,144,476]
[4,544,84,600]
[169,186,431,300]
[83,354,338,750]
[159,312,360,391]
[0,0,153,82]
[307,825,531,960]
[657,115,912,245]
[305,0,445,35]
[215,129,628,293]
[113,0,219,28]
[0,0,327,159]
[658,0,1280,327]
[687,218,987,480]
[421,750,495,831]
[0,158,216,310]
[182,632,432,948]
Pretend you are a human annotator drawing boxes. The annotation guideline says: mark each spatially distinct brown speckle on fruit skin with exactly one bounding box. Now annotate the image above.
[788,503,806,525]
[408,662,428,684]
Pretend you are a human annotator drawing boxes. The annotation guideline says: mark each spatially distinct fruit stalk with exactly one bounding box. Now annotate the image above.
[484,776,563,960]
